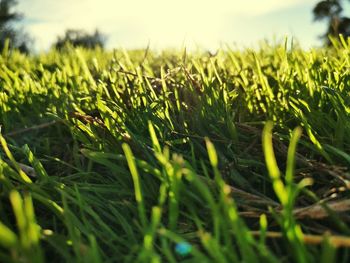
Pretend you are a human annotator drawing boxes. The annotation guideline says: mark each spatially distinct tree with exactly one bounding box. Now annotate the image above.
[0,0,31,52]
[313,0,350,45]
[53,29,106,49]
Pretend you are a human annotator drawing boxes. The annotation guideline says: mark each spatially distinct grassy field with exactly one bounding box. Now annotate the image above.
[0,39,350,262]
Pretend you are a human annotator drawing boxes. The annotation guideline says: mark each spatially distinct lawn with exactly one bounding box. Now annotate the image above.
[0,39,350,262]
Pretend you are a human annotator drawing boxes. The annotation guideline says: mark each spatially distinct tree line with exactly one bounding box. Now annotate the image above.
[313,0,350,45]
[0,0,106,52]
[1,0,350,52]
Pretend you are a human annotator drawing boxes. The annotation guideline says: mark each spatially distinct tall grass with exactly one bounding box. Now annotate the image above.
[0,39,350,262]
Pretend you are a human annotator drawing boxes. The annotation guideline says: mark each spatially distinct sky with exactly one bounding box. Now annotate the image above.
[17,0,327,51]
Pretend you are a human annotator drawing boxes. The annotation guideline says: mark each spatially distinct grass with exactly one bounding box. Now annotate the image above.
[0,38,350,262]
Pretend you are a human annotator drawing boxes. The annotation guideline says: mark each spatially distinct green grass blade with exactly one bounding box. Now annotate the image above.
[122,143,148,228]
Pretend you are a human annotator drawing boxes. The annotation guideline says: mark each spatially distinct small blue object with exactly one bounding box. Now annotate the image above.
[175,242,192,256]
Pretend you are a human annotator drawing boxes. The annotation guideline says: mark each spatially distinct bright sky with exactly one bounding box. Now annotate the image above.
[18,0,325,51]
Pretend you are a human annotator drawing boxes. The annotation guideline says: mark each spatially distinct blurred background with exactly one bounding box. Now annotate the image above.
[1,0,350,52]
